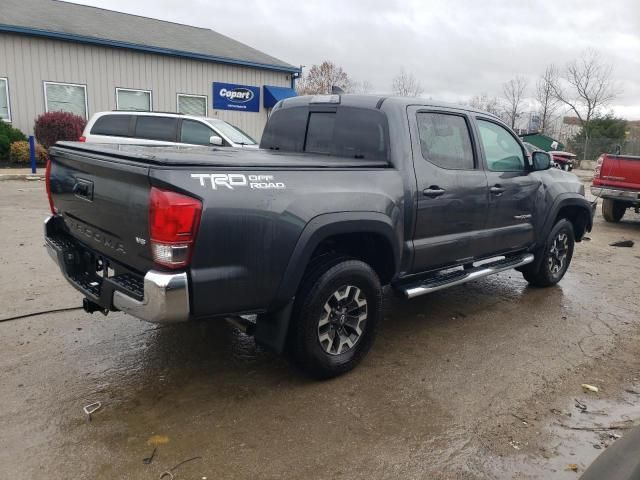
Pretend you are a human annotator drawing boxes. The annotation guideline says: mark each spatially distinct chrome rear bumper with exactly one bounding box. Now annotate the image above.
[45,215,190,324]
[112,271,190,323]
[590,186,640,203]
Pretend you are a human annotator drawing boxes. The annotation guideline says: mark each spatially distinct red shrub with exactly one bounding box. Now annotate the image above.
[34,111,87,148]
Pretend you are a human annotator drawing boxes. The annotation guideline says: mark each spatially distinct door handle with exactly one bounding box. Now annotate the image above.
[490,185,505,196]
[423,186,445,198]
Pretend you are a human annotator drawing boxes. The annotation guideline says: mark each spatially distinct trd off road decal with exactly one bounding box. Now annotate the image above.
[191,173,286,190]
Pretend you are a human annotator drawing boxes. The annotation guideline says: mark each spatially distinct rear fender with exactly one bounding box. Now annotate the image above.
[272,212,400,309]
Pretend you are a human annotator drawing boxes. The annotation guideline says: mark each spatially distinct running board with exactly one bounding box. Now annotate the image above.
[400,253,535,299]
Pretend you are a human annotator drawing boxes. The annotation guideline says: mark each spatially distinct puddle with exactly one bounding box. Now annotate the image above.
[488,389,640,479]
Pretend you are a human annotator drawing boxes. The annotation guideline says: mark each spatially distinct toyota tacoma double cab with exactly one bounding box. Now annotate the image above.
[44,95,595,378]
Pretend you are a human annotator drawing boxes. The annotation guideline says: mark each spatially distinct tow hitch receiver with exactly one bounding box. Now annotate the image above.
[83,298,108,316]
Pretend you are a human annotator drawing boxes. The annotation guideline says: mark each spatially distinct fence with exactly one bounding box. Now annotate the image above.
[567,136,640,160]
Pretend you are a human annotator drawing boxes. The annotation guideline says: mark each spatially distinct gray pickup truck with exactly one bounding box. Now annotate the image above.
[45,94,595,378]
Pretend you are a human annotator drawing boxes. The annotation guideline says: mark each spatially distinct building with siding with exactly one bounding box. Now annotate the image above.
[0,0,299,141]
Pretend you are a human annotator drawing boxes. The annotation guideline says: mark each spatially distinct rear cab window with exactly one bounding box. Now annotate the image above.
[90,115,132,137]
[261,106,389,161]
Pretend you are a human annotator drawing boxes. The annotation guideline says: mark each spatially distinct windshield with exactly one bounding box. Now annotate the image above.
[204,119,257,145]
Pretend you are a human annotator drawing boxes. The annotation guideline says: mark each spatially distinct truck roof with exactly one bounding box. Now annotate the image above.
[279,94,501,120]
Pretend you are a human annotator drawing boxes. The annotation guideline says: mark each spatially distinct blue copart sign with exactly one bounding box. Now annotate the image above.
[213,82,261,112]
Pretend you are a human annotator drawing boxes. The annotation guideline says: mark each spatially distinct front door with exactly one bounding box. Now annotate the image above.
[474,118,540,256]
[410,108,489,273]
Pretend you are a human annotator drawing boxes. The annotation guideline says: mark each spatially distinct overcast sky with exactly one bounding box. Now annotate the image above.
[72,0,640,119]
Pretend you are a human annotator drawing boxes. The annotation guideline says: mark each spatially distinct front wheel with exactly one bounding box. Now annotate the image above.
[522,219,575,287]
[288,259,382,379]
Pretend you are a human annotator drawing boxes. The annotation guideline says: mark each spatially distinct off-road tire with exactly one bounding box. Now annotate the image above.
[602,198,626,223]
[522,219,575,287]
[288,257,382,379]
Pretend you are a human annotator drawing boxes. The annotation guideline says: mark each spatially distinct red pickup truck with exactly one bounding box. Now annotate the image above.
[591,154,640,222]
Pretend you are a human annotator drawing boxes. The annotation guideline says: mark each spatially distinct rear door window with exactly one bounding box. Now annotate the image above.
[180,120,214,145]
[90,115,132,137]
[134,116,178,142]
[417,112,475,169]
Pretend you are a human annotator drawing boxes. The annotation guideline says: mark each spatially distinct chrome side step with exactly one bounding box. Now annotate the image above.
[400,253,535,299]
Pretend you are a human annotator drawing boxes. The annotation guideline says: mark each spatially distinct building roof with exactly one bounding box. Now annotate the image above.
[0,0,299,73]
[563,116,582,126]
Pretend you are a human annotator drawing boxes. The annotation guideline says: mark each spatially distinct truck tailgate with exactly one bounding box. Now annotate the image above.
[48,146,153,273]
[596,155,640,190]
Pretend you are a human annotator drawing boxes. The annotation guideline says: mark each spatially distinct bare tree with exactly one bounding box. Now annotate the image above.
[296,61,352,95]
[552,49,619,159]
[469,93,501,117]
[392,69,423,97]
[348,80,374,94]
[535,65,560,134]
[502,76,528,129]
[553,50,617,125]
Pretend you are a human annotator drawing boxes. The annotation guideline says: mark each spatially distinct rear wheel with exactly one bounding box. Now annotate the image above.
[522,219,575,287]
[602,198,626,222]
[288,258,382,379]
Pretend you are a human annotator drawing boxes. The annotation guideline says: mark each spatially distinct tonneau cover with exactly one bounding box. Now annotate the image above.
[52,142,391,168]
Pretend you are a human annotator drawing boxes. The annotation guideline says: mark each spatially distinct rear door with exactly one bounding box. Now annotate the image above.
[409,107,489,272]
[474,118,539,256]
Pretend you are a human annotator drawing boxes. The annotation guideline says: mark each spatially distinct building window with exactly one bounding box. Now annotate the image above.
[177,94,207,116]
[44,81,88,119]
[0,78,11,122]
[116,88,152,111]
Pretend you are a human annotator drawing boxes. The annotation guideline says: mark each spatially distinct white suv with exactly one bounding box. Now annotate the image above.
[80,111,258,148]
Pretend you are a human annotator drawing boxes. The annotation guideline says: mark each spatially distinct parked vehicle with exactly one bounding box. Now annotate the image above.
[549,151,576,171]
[44,95,595,378]
[80,111,258,148]
[591,153,640,222]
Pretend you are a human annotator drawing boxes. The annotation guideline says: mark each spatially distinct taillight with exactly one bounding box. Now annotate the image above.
[594,155,604,178]
[45,158,57,214]
[78,136,86,142]
[149,187,202,269]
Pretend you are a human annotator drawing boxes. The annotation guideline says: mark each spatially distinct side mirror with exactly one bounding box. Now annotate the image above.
[532,151,551,171]
[209,135,223,146]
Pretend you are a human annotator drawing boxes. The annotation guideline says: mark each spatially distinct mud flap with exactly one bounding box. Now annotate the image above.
[254,300,293,353]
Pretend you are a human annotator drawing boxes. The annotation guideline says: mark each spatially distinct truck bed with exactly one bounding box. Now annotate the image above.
[593,154,640,191]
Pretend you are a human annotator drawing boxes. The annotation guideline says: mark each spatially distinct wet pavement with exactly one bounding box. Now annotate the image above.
[1,176,639,479]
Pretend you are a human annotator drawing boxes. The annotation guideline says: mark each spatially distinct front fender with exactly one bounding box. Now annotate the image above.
[271,211,401,309]
[540,193,594,244]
